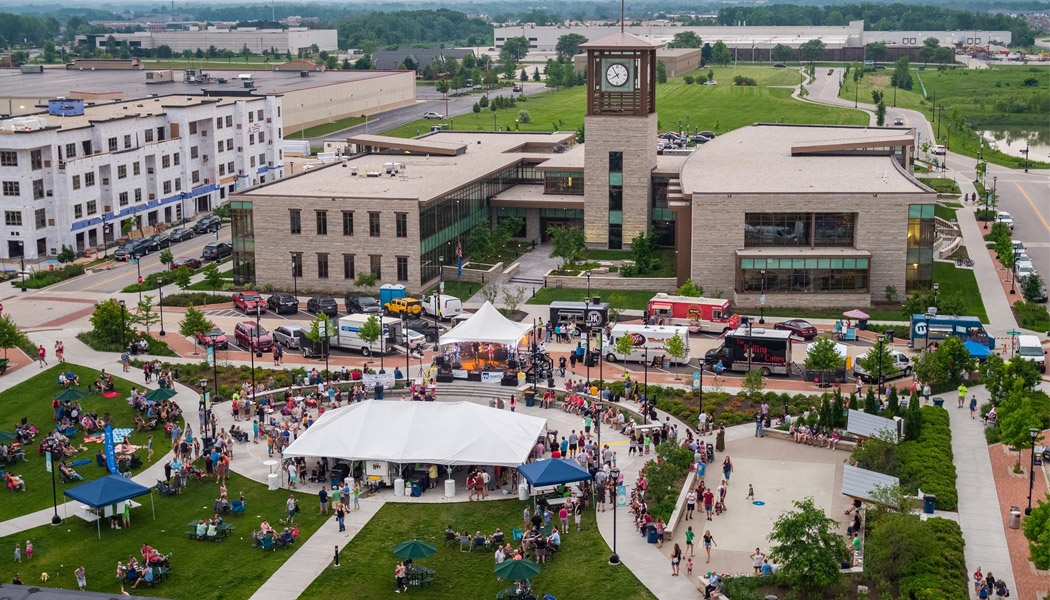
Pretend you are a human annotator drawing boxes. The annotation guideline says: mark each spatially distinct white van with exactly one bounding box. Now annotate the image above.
[1014,335,1046,373]
[421,294,462,319]
[603,324,690,365]
[852,349,912,382]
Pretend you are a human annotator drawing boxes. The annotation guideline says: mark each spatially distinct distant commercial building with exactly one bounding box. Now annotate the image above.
[77,27,338,54]
[574,47,699,76]
[370,49,476,71]
[0,67,415,136]
[0,94,284,260]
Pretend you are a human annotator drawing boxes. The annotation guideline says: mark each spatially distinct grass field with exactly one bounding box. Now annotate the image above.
[933,260,988,323]
[0,471,326,599]
[0,365,173,522]
[383,65,866,139]
[298,499,656,600]
[425,280,477,301]
[527,287,654,310]
[297,116,369,138]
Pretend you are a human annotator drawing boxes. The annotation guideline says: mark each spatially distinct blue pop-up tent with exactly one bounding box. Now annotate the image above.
[965,340,992,360]
[519,458,591,487]
[64,475,155,538]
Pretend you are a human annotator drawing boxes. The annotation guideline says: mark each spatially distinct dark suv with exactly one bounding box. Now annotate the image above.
[193,215,221,234]
[267,293,299,314]
[345,291,381,314]
[404,318,440,342]
[144,232,171,251]
[307,296,339,317]
[115,239,149,261]
[201,242,231,261]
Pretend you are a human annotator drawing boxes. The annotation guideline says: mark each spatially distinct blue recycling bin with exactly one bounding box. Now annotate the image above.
[923,494,936,514]
[411,483,422,497]
[646,525,659,544]
[933,397,944,408]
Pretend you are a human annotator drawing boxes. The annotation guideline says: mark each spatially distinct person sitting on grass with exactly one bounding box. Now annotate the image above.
[59,461,83,481]
[5,472,26,491]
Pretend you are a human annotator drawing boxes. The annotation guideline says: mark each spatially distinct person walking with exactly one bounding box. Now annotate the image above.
[685,526,695,557]
[703,489,715,521]
[669,543,683,576]
[335,503,346,532]
[722,456,733,483]
[970,395,978,420]
[319,487,329,515]
[957,383,967,408]
[394,561,408,594]
[922,383,931,404]
[36,345,46,368]
[702,530,717,563]
[352,481,361,511]
[74,566,87,591]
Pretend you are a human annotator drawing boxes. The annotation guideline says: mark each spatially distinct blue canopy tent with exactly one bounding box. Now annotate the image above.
[965,340,992,360]
[518,459,592,509]
[63,475,155,538]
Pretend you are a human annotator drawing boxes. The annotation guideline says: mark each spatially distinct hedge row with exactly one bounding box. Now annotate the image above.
[897,406,958,511]
[11,263,85,289]
[641,442,694,523]
[162,292,231,307]
[900,518,968,600]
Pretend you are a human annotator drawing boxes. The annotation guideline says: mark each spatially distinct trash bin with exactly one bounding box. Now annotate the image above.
[394,477,404,497]
[858,319,868,330]
[646,525,659,544]
[267,473,279,491]
[444,479,456,498]
[411,482,422,497]
[933,397,945,408]
[1009,506,1021,529]
[524,389,536,407]
[923,494,936,514]
[518,483,529,501]
[885,329,895,343]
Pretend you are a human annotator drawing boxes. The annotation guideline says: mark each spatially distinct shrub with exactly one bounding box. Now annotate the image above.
[640,442,693,522]
[1015,301,1050,330]
[14,263,86,289]
[683,75,694,84]
[163,292,231,307]
[896,406,958,510]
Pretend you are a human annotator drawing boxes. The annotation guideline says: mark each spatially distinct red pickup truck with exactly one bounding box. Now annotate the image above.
[232,291,266,315]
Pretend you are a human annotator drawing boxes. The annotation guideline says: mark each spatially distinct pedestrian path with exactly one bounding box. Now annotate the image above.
[947,386,1015,599]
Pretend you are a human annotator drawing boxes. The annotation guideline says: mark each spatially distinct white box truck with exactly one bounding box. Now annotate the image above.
[332,314,401,356]
[603,324,690,365]
[1014,335,1047,373]
[421,294,462,319]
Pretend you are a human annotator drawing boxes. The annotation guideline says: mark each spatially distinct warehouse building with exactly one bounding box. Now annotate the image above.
[77,27,338,54]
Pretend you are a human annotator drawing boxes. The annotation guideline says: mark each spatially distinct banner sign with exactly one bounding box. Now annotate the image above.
[616,485,627,507]
[363,373,396,389]
[45,450,52,473]
[206,345,215,367]
[104,424,119,474]
[481,371,503,384]
[692,372,700,390]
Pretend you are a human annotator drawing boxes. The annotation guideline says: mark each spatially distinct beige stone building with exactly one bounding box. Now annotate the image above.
[232,31,935,307]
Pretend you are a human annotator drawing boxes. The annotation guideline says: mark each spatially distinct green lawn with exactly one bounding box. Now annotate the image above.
[298,116,369,138]
[298,499,655,600]
[918,177,961,196]
[754,305,908,322]
[934,203,959,221]
[527,288,654,310]
[585,249,631,261]
[933,261,988,323]
[0,365,172,521]
[0,471,326,598]
[383,65,866,139]
[425,280,477,301]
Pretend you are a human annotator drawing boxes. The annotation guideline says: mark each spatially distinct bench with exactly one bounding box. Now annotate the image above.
[697,576,729,600]
[0,359,8,375]
[764,426,857,451]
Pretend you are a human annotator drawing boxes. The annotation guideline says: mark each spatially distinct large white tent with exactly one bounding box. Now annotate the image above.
[438,301,532,347]
[282,400,547,467]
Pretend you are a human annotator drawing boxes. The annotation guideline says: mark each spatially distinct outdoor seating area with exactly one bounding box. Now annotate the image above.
[185,518,235,541]
[116,544,172,590]
[252,520,299,550]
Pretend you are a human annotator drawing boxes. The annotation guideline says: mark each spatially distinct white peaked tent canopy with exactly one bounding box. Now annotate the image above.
[438,301,532,347]
[282,400,547,467]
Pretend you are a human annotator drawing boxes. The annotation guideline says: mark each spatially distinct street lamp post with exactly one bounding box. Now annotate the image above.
[932,282,939,308]
[207,334,218,439]
[250,313,259,392]
[747,316,753,372]
[158,276,166,336]
[134,258,143,305]
[923,310,934,350]
[291,255,298,297]
[876,334,886,399]
[118,300,127,349]
[49,449,61,525]
[697,358,705,416]
[585,296,592,385]
[992,176,998,236]
[643,346,648,424]
[17,240,26,292]
[102,215,109,260]
[585,270,592,301]
[758,269,766,324]
[179,192,187,226]
[1027,427,1040,515]
[1023,142,1029,173]
[437,256,444,334]
[402,312,409,383]
[609,466,620,565]
[595,400,603,450]
[984,191,990,230]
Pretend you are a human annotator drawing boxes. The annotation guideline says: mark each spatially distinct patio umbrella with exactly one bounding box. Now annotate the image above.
[0,431,16,444]
[392,539,437,560]
[54,388,90,402]
[842,309,870,320]
[143,388,178,403]
[494,558,541,581]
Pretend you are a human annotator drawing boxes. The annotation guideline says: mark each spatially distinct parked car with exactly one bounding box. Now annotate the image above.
[144,232,171,251]
[893,117,904,126]
[773,63,787,68]
[267,293,299,314]
[307,296,339,317]
[773,319,818,340]
[385,296,423,316]
[201,242,231,261]
[697,131,715,140]
[234,321,273,352]
[995,211,1015,230]
[703,80,717,85]
[169,256,201,270]
[1015,261,1036,282]
[169,227,194,242]
[404,318,440,342]
[194,326,228,349]
[422,111,444,120]
[232,291,266,315]
[273,324,304,349]
[114,239,149,261]
[345,291,381,314]
[405,329,427,350]
[193,214,221,234]
[932,144,946,155]
[512,85,522,92]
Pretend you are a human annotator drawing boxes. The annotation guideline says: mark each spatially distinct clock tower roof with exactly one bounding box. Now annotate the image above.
[578,31,664,50]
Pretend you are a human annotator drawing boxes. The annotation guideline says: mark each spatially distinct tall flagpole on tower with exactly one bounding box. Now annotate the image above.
[621,0,625,33]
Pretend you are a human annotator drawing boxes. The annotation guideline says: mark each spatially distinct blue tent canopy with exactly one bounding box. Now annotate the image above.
[64,474,151,507]
[518,458,591,487]
[965,340,992,359]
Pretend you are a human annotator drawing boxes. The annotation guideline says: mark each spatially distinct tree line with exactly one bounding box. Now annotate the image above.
[337,9,492,51]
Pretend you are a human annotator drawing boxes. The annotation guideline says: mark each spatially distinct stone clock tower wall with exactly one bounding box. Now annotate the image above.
[583,113,657,248]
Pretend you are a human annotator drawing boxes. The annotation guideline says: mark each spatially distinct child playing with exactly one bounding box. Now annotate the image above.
[14,543,21,562]
[24,540,32,561]
[746,484,755,502]
[686,557,693,576]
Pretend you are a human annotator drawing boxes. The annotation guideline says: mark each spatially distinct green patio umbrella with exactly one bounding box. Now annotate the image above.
[54,388,90,402]
[494,558,541,581]
[0,431,16,444]
[392,539,437,560]
[143,388,178,403]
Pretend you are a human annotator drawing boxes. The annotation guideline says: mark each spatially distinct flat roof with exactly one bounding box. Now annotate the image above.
[347,133,466,156]
[535,144,585,171]
[490,184,584,209]
[846,409,899,442]
[680,123,931,195]
[3,94,251,132]
[842,464,900,507]
[245,131,576,202]
[0,67,406,104]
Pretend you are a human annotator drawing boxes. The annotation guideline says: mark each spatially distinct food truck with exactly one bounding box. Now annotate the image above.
[647,293,741,333]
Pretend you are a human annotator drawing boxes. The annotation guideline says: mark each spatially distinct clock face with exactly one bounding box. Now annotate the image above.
[605,63,629,87]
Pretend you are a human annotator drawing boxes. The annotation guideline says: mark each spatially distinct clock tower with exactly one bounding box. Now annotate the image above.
[579,32,662,249]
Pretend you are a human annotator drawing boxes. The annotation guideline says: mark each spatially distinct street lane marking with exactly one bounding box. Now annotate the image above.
[1013,181,1050,233]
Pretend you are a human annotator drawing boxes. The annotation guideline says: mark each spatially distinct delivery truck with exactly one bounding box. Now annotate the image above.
[421,294,463,319]
[603,324,690,365]
[331,314,402,356]
[704,327,794,375]
[647,293,741,333]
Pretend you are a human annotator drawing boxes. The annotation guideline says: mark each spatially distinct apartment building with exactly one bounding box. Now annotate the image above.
[0,95,284,260]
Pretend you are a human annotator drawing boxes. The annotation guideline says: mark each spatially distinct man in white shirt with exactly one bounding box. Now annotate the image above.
[698,411,708,434]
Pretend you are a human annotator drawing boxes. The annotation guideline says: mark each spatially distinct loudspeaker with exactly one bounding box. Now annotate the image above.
[434,356,445,366]
[501,375,518,386]
[507,358,519,370]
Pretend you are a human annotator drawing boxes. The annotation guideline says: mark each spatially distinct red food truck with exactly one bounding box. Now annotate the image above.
[646,293,741,333]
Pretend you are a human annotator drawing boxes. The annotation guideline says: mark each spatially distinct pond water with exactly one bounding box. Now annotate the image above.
[979,126,1050,162]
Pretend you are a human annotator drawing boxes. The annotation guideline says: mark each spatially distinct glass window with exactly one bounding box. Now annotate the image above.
[72,175,81,190]
[0,151,16,167]
[32,180,44,200]
[108,138,118,152]
[608,223,622,250]
[133,162,140,176]
[64,144,76,158]
[30,150,42,170]
[738,257,870,294]
[343,254,355,279]
[396,256,409,282]
[2,181,19,196]
[343,211,354,236]
[370,254,382,279]
[369,212,381,237]
[316,210,328,235]
[289,209,301,234]
[85,172,95,187]
[744,213,810,247]
[291,253,303,277]
[4,211,21,226]
[609,151,623,173]
[543,172,584,195]
[117,165,127,179]
[396,212,407,238]
[317,254,329,279]
[813,213,856,247]
[34,208,46,229]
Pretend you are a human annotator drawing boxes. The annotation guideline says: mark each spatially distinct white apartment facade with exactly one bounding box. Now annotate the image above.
[0,95,285,260]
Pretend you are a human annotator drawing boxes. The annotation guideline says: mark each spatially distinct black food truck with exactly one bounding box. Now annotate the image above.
[704,327,795,376]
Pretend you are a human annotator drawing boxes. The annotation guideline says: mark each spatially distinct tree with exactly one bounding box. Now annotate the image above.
[711,41,731,67]
[90,299,132,346]
[132,295,160,333]
[742,369,764,399]
[656,60,667,84]
[555,33,588,60]
[480,284,500,305]
[42,40,56,63]
[799,39,825,63]
[517,110,531,124]
[886,386,900,416]
[179,306,212,353]
[904,391,923,440]
[876,101,886,126]
[871,90,884,105]
[858,341,899,387]
[501,37,530,62]
[665,332,686,379]
[472,102,481,114]
[999,393,1043,470]
[159,249,174,267]
[767,497,846,593]
[156,44,173,59]
[771,43,795,63]
[354,272,377,290]
[865,42,888,63]
[305,312,332,345]
[850,430,899,476]
[501,286,527,314]
[240,44,252,61]
[0,314,28,359]
[121,219,135,236]
[891,57,913,91]
[57,245,76,263]
[532,67,540,82]
[358,314,382,350]
[668,31,702,49]
[866,512,935,583]
[466,225,494,261]
[918,37,939,65]
[629,229,658,273]
[805,336,845,371]
[864,387,879,414]
[676,279,703,297]
[173,265,192,290]
[547,225,586,268]
[929,336,975,390]
[700,43,712,66]
[202,264,223,289]
[435,79,449,95]
[614,329,636,358]
[1024,499,1050,570]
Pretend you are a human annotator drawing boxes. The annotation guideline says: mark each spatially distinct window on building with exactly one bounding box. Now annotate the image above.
[608,151,623,249]
[227,139,234,152]
[216,117,223,130]
[257,109,263,121]
[190,146,199,159]
[227,161,234,173]
[395,212,408,238]
[248,112,254,124]
[317,253,329,279]
[609,151,623,173]
[225,116,233,127]
[342,211,354,236]
[738,257,870,294]
[145,129,154,143]
[744,213,811,247]
[117,165,127,179]
[192,170,200,183]
[86,201,96,215]
[396,256,409,282]
[259,132,265,144]
[64,144,76,159]
[32,179,44,200]
[4,211,21,226]
[189,122,198,135]
[133,162,140,176]
[544,171,584,195]
[72,175,81,190]
[82,141,92,156]
[291,252,303,277]
[134,189,142,203]
[258,153,265,165]
[316,210,328,235]
[174,178,182,191]
[217,140,224,152]
[173,153,180,166]
[30,150,42,170]
[163,181,172,195]
[249,134,255,145]
[119,191,129,207]
[219,164,226,176]
[289,209,301,234]
[2,181,19,196]
[369,255,382,279]
[108,137,118,152]
[35,208,46,229]
[0,151,16,167]
[906,204,935,292]
[162,155,171,169]
[250,156,256,168]
[343,254,355,279]
[74,204,83,219]
[123,135,131,149]
[369,212,381,237]
[84,172,95,187]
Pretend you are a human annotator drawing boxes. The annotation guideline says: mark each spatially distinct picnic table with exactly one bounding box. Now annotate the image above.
[185,521,235,540]
[496,585,531,600]
[406,565,434,588]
